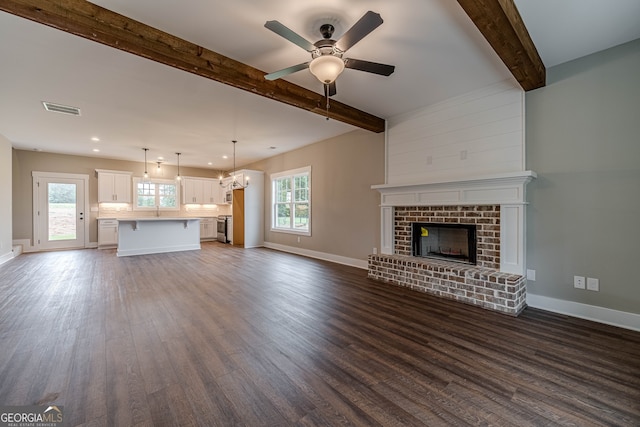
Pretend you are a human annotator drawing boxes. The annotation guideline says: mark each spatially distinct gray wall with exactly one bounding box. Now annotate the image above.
[526,39,640,314]
[243,129,385,262]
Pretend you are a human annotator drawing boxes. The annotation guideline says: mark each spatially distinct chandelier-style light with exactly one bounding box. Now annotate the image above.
[220,140,249,189]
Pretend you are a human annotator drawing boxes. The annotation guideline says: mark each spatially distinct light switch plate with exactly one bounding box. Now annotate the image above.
[587,277,599,291]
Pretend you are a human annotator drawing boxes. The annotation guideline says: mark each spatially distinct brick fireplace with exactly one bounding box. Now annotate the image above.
[369,172,536,316]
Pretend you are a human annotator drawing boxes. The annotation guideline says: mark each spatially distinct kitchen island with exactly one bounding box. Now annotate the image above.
[117,217,201,257]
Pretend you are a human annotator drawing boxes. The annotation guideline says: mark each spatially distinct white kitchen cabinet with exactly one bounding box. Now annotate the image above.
[202,180,223,204]
[182,178,204,204]
[98,219,118,248]
[97,170,132,203]
[182,177,220,204]
[200,217,216,240]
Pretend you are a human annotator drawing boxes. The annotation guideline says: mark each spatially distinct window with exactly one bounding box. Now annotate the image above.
[271,166,311,235]
[133,178,179,211]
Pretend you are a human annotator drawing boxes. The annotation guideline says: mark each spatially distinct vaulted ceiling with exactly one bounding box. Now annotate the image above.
[1,1,639,170]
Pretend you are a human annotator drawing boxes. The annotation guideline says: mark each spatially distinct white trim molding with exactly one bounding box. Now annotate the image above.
[527,293,640,332]
[372,171,536,274]
[264,241,368,270]
[371,171,536,207]
[0,250,14,266]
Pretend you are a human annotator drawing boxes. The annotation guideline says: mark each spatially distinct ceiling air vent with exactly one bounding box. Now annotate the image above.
[42,101,81,116]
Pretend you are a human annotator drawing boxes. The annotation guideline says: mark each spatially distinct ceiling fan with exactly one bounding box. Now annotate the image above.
[264,11,395,98]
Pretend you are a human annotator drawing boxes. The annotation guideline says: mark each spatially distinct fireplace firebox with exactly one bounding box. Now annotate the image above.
[412,222,477,265]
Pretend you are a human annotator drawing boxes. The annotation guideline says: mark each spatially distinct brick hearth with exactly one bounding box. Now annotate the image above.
[367,204,526,316]
[368,255,526,316]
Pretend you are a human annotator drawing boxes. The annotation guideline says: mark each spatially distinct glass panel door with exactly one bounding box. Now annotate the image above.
[47,182,78,241]
[35,175,86,250]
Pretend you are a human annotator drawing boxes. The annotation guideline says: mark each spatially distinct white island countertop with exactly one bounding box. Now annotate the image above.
[117,217,201,257]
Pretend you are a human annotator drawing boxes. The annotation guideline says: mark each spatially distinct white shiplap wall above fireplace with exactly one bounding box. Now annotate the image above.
[386,80,525,185]
[373,80,536,275]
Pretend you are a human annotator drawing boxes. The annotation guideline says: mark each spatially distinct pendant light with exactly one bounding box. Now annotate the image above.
[219,140,249,189]
[175,152,182,181]
[142,148,149,180]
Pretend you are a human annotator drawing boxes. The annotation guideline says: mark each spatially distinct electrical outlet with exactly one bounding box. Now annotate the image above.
[297,236,301,243]
[587,277,599,291]
[373,247,378,255]
[574,276,586,289]
[526,269,536,281]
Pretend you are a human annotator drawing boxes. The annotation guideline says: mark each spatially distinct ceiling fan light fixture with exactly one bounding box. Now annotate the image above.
[309,55,345,84]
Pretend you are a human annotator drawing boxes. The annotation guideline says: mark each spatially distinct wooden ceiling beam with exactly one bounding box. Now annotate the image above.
[456,0,546,91]
[0,0,386,133]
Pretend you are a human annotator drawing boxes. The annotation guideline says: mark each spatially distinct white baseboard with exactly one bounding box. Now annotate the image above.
[0,250,14,266]
[527,293,640,332]
[13,239,34,253]
[263,242,368,270]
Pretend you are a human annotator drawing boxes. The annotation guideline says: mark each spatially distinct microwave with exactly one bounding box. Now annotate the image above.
[225,191,233,203]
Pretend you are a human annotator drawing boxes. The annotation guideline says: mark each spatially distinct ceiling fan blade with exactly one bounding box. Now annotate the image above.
[264,20,316,52]
[344,58,395,76]
[264,62,310,81]
[324,82,337,97]
[336,11,383,52]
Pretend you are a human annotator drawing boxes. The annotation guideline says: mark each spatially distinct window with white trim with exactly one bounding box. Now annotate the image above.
[133,178,180,211]
[271,166,311,235]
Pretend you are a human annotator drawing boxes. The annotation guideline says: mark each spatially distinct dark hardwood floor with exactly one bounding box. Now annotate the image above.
[0,242,639,426]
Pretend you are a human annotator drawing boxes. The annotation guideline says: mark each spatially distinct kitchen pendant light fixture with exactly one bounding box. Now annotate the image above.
[175,152,182,181]
[219,140,249,189]
[142,148,149,180]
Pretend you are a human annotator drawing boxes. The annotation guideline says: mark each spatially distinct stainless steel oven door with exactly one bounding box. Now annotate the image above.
[216,218,227,243]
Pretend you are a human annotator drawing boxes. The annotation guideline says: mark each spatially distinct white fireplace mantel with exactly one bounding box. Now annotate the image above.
[371,171,536,207]
[371,171,537,275]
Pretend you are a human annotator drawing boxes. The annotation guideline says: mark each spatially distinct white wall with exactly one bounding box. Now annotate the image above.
[0,134,13,264]
[387,80,525,184]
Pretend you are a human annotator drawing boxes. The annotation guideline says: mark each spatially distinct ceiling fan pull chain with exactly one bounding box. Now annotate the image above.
[325,85,330,121]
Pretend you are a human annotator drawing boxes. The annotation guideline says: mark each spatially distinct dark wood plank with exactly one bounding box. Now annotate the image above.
[0,0,386,132]
[0,243,639,426]
[456,0,546,91]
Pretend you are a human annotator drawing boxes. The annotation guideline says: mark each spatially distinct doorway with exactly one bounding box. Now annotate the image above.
[33,172,89,250]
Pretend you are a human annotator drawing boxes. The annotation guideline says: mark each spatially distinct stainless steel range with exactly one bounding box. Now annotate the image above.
[216,215,231,243]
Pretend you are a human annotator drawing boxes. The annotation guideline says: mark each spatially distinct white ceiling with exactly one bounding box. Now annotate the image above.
[1,0,639,171]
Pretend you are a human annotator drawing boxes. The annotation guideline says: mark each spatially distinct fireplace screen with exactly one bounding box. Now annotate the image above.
[412,222,477,264]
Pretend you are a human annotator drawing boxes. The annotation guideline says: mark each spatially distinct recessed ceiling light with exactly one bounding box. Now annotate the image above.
[91,137,100,142]
[157,156,164,160]
[222,155,228,159]
[208,162,213,165]
[269,146,277,150]
[93,148,100,152]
